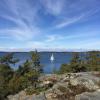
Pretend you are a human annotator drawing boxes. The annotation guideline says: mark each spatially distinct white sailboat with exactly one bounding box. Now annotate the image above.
[50,53,55,62]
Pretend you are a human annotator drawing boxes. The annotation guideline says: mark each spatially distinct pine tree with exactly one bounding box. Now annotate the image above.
[30,50,43,73]
[0,53,19,66]
[70,52,86,72]
[86,51,100,71]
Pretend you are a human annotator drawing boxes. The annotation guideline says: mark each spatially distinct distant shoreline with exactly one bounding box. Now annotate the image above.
[0,50,100,53]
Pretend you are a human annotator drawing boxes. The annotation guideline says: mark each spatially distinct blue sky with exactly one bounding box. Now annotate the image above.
[0,0,100,51]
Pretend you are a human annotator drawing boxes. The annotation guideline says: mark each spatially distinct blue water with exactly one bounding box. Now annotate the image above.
[0,52,72,73]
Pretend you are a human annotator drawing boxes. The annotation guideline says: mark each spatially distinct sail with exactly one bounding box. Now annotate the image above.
[50,53,54,61]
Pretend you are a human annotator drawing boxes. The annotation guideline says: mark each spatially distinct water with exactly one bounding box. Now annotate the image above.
[0,52,72,73]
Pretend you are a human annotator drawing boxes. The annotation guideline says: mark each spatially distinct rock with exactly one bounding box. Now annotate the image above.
[75,91,100,100]
[8,92,46,100]
[7,72,100,100]
[70,72,100,90]
[70,79,79,86]
[8,94,20,100]
[31,93,47,100]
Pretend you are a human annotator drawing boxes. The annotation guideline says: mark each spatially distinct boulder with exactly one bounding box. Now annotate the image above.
[70,73,100,90]
[8,92,47,100]
[75,91,100,100]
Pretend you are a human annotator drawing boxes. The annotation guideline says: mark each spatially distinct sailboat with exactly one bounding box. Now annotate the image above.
[50,53,55,62]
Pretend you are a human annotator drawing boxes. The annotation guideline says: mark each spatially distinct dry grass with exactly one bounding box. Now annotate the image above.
[56,84,94,100]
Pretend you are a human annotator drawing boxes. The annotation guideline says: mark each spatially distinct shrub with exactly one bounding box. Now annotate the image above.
[8,75,30,95]
[58,64,71,74]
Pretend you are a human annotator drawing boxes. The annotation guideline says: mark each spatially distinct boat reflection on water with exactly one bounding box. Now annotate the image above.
[50,53,55,73]
[50,53,55,62]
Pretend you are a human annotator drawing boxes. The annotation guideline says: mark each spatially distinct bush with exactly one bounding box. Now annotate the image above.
[8,75,30,95]
[0,51,43,99]
[58,64,71,74]
[0,64,14,99]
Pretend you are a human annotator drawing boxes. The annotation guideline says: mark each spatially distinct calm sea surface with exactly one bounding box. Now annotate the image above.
[0,52,73,73]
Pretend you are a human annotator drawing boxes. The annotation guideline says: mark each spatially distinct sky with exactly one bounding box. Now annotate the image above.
[0,0,100,51]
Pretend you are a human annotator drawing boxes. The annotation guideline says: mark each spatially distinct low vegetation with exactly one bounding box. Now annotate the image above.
[0,50,42,100]
[58,51,100,74]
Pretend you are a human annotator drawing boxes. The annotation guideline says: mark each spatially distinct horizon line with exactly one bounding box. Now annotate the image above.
[0,48,100,52]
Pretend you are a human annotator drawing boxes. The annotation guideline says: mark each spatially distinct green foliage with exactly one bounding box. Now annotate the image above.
[58,64,71,74]
[0,64,13,81]
[59,52,87,74]
[59,51,100,74]
[8,74,30,94]
[0,64,13,99]
[8,63,41,95]
[0,51,43,99]
[30,50,43,73]
[0,53,19,66]
[86,51,100,71]
[24,70,40,86]
[70,52,86,73]
[17,60,31,76]
[0,53,17,99]
[30,50,40,68]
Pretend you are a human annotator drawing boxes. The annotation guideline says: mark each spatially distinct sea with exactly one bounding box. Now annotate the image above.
[0,52,73,73]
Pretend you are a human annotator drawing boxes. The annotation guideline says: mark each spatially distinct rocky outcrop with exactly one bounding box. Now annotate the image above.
[75,90,100,100]
[8,91,47,100]
[70,73,100,90]
[8,72,100,100]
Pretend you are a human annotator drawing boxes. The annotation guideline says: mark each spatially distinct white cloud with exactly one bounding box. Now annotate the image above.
[55,15,83,28]
[45,34,64,42]
[55,8,100,28]
[73,38,100,49]
[41,0,100,29]
[0,27,40,41]
[0,0,41,41]
[45,31,99,42]
[41,0,66,16]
